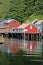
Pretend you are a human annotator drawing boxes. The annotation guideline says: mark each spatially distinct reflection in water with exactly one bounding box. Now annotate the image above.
[0,38,42,55]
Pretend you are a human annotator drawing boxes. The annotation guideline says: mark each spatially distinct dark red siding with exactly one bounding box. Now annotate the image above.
[25,24,38,34]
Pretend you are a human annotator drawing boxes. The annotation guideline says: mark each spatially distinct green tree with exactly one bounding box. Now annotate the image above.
[0,0,43,23]
[0,0,10,20]
[34,0,43,15]
[24,0,43,15]
[6,0,28,23]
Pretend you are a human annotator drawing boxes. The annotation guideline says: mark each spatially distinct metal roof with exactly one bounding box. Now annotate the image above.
[2,19,14,24]
[35,20,43,24]
[17,23,30,29]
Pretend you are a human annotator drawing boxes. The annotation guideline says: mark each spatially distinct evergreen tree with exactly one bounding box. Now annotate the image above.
[0,0,43,22]
[7,0,27,23]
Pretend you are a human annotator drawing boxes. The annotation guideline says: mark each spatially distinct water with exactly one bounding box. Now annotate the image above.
[0,38,42,55]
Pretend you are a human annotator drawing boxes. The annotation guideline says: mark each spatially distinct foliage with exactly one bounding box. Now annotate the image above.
[24,14,43,23]
[0,0,43,23]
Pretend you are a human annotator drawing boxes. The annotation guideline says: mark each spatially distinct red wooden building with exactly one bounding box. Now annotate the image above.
[12,23,41,52]
[4,19,21,33]
[13,23,40,34]
[0,19,21,33]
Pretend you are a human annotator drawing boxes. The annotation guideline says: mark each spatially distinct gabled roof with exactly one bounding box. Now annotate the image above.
[14,23,40,33]
[17,23,30,29]
[0,19,15,26]
[32,19,39,24]
[0,19,21,33]
[4,19,21,33]
[35,20,43,24]
[3,19,14,24]
[6,19,21,29]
